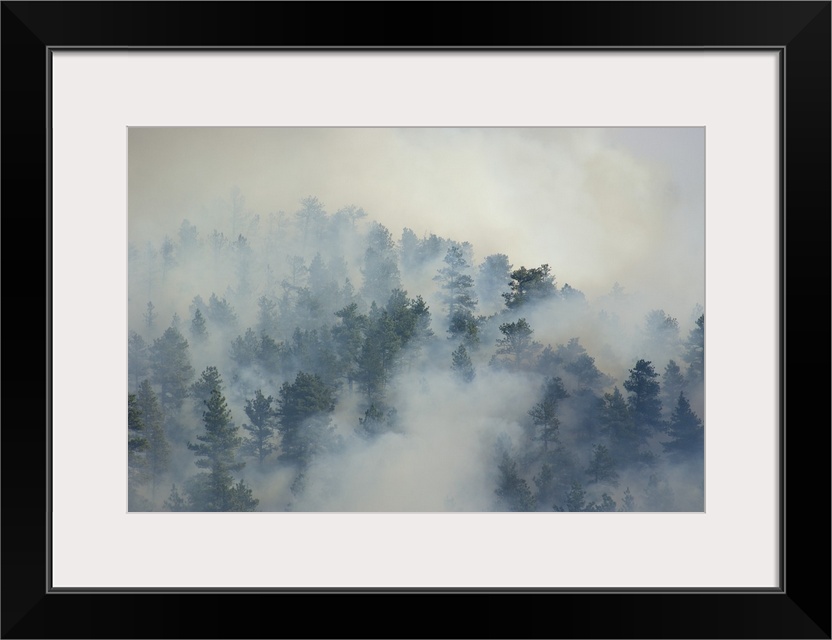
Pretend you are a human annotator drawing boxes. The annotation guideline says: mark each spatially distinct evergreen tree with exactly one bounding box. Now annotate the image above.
[528,377,569,451]
[662,392,704,463]
[435,243,480,345]
[494,452,536,511]
[144,301,157,331]
[493,318,541,370]
[661,360,686,414]
[600,387,646,466]
[128,331,150,392]
[190,308,208,343]
[128,393,148,509]
[242,390,277,465]
[276,372,336,466]
[623,359,664,433]
[586,443,619,486]
[361,222,401,304]
[451,344,475,383]
[189,366,224,418]
[476,253,512,312]
[503,264,557,309]
[187,388,252,511]
[206,293,238,330]
[355,305,402,402]
[136,379,170,502]
[642,309,680,357]
[356,402,398,439]
[332,302,369,388]
[554,480,587,512]
[151,326,194,414]
[683,313,705,385]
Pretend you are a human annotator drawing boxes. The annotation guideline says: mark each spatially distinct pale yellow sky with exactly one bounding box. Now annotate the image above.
[129,127,704,315]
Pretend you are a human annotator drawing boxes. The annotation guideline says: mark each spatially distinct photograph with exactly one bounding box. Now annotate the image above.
[128,126,705,513]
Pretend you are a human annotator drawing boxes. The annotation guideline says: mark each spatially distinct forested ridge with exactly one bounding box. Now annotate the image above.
[128,193,704,512]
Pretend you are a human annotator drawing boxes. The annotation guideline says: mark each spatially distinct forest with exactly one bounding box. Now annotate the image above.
[128,192,704,512]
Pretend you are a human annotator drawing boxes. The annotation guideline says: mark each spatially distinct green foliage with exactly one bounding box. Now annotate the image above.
[451,344,475,383]
[502,264,557,309]
[361,222,401,304]
[333,303,369,386]
[555,480,588,512]
[661,360,686,412]
[356,402,398,439]
[128,331,150,391]
[206,293,238,329]
[495,452,536,512]
[623,359,664,433]
[586,443,619,486]
[242,390,277,465]
[493,318,541,370]
[600,387,646,465]
[683,314,705,384]
[643,309,680,354]
[187,388,249,511]
[190,366,224,416]
[128,393,148,491]
[277,372,336,466]
[528,377,569,451]
[662,392,704,462]
[589,493,617,512]
[136,379,170,501]
[190,308,208,343]
[435,243,479,342]
[151,326,194,414]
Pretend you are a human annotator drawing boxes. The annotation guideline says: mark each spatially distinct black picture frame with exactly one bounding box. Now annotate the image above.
[2,2,829,638]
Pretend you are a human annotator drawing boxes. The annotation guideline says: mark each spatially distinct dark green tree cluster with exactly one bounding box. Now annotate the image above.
[129,193,704,513]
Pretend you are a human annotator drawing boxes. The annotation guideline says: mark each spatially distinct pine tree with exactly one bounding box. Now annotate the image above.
[586,443,619,486]
[600,387,646,466]
[151,326,194,414]
[503,264,557,309]
[136,379,170,502]
[128,393,148,509]
[661,360,686,414]
[190,308,208,343]
[276,372,336,467]
[189,366,224,418]
[451,344,475,382]
[623,359,664,433]
[187,388,251,511]
[435,243,480,345]
[242,390,277,465]
[662,392,704,462]
[494,452,536,511]
[528,377,569,451]
[554,481,588,512]
[493,318,541,370]
[683,314,705,385]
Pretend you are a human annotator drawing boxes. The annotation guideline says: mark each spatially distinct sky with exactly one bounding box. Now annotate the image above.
[128,127,704,318]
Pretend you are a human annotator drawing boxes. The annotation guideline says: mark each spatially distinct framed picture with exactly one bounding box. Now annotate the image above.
[3,2,828,638]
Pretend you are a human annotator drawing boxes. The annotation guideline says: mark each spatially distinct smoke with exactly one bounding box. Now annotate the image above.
[128,127,705,512]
